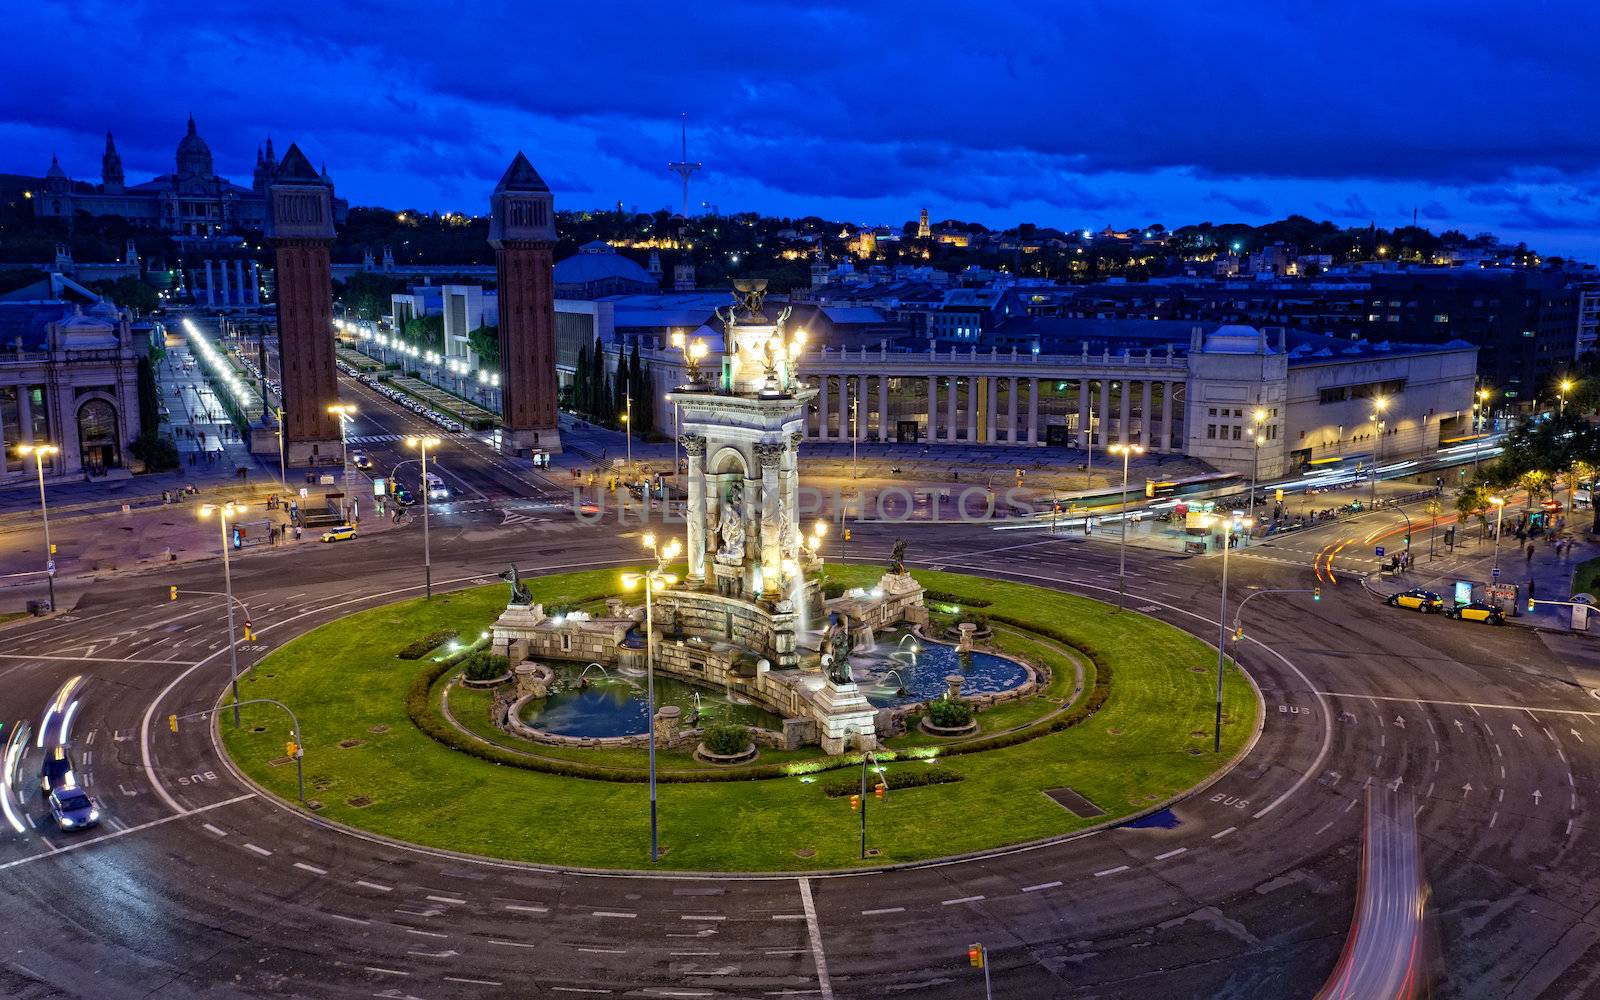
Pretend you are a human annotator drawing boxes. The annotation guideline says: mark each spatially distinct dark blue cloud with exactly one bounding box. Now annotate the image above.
[3,0,1598,256]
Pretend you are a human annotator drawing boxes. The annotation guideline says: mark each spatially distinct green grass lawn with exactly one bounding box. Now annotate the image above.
[222,564,1258,871]
[1573,555,1600,598]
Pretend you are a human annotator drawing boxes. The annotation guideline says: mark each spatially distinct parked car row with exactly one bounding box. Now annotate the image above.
[336,361,467,434]
[238,354,280,400]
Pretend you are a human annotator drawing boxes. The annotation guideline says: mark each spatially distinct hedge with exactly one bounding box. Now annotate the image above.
[821,765,964,798]
[701,721,749,756]
[926,697,974,728]
[922,590,992,608]
[398,628,458,660]
[462,650,510,681]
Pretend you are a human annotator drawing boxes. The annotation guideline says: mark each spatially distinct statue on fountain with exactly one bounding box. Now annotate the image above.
[500,565,532,605]
[715,481,746,565]
[888,538,908,576]
[820,612,855,685]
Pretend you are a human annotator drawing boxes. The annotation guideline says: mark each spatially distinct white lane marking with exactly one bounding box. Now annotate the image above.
[293,862,327,875]
[680,914,726,921]
[1021,881,1061,892]
[325,912,369,925]
[1315,822,1333,836]
[771,914,806,921]
[1211,826,1237,840]
[243,843,272,857]
[425,894,465,905]
[363,967,408,976]
[1095,865,1130,877]
[592,910,636,918]
[577,947,626,955]
[1315,691,1600,718]
[942,895,985,905]
[860,906,904,915]
[798,877,835,1000]
[551,989,612,995]
[505,904,548,913]
[445,977,505,987]
[1154,847,1188,860]
[489,939,539,949]
[202,823,227,837]
[354,880,392,892]
[0,794,253,874]
[671,951,720,957]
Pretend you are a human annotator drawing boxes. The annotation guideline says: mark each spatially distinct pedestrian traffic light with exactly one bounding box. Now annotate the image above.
[849,794,861,812]
[168,714,178,733]
[874,783,885,800]
[170,585,178,602]
[1313,587,1322,602]
[968,944,985,968]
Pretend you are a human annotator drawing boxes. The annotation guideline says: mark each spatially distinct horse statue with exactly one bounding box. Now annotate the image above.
[499,565,532,606]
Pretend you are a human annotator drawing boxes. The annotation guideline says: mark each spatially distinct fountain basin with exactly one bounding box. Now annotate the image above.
[520,664,784,739]
[848,630,1030,708]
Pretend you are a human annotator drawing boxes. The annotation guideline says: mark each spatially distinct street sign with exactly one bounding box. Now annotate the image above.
[46,559,55,576]
[1375,546,1385,557]
[1491,567,1501,580]
[373,477,387,497]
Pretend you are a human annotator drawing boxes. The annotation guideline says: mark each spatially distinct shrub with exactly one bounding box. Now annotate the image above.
[461,650,510,682]
[821,765,964,798]
[922,590,991,608]
[701,721,749,756]
[397,628,457,660]
[822,579,847,599]
[926,697,974,729]
[954,609,989,629]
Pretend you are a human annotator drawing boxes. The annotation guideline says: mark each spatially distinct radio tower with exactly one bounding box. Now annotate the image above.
[667,113,701,217]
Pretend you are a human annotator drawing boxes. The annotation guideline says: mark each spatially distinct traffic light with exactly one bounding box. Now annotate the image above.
[168,714,178,733]
[1313,587,1322,602]
[242,620,255,641]
[170,586,178,602]
[968,944,985,968]
[1233,626,1244,641]
[1528,597,1536,612]
[843,528,852,542]
[849,794,861,812]
[874,783,886,800]
[285,741,299,758]
[1274,488,1284,502]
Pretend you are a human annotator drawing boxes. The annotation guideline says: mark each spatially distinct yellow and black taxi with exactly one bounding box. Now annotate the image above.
[1386,588,1444,613]
[320,524,357,543]
[1448,601,1506,625]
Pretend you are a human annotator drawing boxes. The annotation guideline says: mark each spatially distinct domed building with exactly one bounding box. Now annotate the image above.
[33,117,347,238]
[553,240,661,298]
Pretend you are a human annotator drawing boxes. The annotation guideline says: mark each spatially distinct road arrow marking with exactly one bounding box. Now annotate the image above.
[1533,790,1543,806]
[1454,720,1465,732]
[1462,783,1473,797]
[1388,777,1404,791]
[1512,724,1524,738]
[1572,729,1585,744]
[1394,716,1406,729]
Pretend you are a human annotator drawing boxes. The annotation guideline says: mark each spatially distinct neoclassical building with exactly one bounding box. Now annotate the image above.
[0,276,144,483]
[33,118,346,237]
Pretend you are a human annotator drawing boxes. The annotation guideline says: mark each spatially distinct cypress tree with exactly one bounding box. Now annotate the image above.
[575,344,590,416]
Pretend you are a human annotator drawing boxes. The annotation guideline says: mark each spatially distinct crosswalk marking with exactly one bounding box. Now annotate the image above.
[346,433,402,444]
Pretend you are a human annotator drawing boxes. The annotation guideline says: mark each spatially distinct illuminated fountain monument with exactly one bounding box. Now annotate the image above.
[493,281,926,753]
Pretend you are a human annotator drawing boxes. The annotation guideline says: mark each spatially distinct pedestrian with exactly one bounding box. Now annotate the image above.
[294,524,302,541]
[1526,542,1535,564]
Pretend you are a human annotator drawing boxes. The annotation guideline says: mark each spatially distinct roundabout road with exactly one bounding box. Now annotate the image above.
[2,512,1598,998]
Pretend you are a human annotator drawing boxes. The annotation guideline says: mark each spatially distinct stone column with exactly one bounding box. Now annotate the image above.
[1005,376,1018,443]
[878,376,889,441]
[756,442,784,598]
[946,376,958,442]
[844,372,857,438]
[219,258,230,306]
[816,375,829,441]
[967,378,979,442]
[1119,378,1131,446]
[234,260,246,306]
[1140,381,1153,448]
[926,375,937,442]
[1162,381,1176,453]
[1098,379,1111,448]
[684,434,707,586]
[983,376,997,442]
[1078,379,1091,449]
[204,260,216,307]
[249,261,261,304]
[1027,378,1040,445]
[785,431,802,550]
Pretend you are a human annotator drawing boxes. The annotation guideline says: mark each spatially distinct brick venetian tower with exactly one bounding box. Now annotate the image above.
[266,143,342,463]
[488,153,562,456]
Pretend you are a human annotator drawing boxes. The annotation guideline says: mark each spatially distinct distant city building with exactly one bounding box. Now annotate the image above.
[917,208,931,239]
[441,284,497,364]
[553,241,660,298]
[32,118,347,237]
[0,274,146,482]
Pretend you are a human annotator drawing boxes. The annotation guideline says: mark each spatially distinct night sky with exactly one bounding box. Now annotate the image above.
[9,2,1600,257]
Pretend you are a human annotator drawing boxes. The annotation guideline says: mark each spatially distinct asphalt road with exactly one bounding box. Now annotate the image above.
[1,469,1598,998]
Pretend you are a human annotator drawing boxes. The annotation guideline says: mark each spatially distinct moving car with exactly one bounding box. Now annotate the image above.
[1448,601,1506,625]
[351,450,372,470]
[38,746,76,798]
[424,472,449,500]
[321,524,357,543]
[1386,589,1444,613]
[392,486,416,506]
[47,786,99,831]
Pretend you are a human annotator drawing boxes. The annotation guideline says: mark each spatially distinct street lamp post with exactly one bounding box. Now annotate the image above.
[18,443,59,610]
[1108,443,1143,610]
[1209,511,1252,752]
[1559,378,1574,418]
[1248,408,1267,527]
[1490,495,1506,575]
[1473,387,1491,476]
[623,388,633,474]
[199,501,245,728]
[622,534,681,863]
[274,406,286,486]
[1369,397,1389,507]
[850,389,859,480]
[405,436,440,598]
[328,403,356,491]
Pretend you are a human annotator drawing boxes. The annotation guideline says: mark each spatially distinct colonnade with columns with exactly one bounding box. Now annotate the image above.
[187,258,262,308]
[805,371,1186,452]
